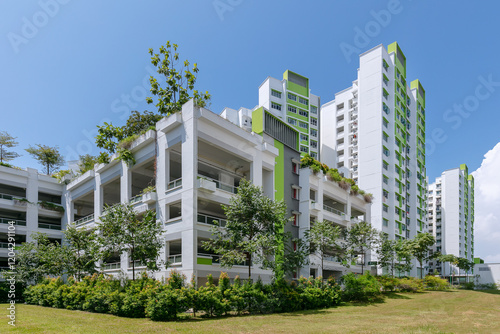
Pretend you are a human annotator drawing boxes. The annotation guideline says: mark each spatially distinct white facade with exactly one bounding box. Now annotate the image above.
[298,168,371,279]
[0,166,65,270]
[474,263,500,286]
[428,165,475,276]
[321,43,428,277]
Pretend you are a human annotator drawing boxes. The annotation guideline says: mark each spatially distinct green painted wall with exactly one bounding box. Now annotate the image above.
[252,107,264,134]
[197,257,212,265]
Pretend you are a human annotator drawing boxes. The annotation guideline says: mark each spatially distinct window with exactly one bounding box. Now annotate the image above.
[299,121,308,129]
[292,213,298,226]
[383,175,389,184]
[271,102,282,111]
[292,161,299,174]
[299,109,308,117]
[292,187,300,200]
[383,219,389,227]
[383,132,388,142]
[310,129,318,137]
[300,133,308,142]
[310,106,318,114]
[310,152,317,158]
[310,140,318,149]
[310,118,318,126]
[337,103,344,110]
[383,190,389,199]
[271,90,282,98]
[288,105,297,113]
[383,103,390,115]
[300,146,309,153]
[383,205,389,213]
[383,161,388,170]
[383,146,390,157]
[299,97,309,106]
[288,93,297,101]
[383,118,389,128]
[287,117,297,126]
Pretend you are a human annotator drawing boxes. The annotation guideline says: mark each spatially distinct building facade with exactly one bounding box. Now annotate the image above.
[427,164,475,276]
[321,42,428,277]
[258,70,321,159]
[0,166,65,270]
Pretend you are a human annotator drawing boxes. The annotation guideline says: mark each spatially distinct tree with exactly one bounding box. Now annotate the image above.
[456,257,475,282]
[64,225,100,281]
[77,154,99,174]
[202,179,288,281]
[96,41,211,157]
[146,41,211,116]
[305,220,342,277]
[97,204,163,280]
[282,235,309,278]
[12,233,67,284]
[345,221,379,274]
[408,233,436,279]
[25,144,64,175]
[438,253,457,280]
[394,239,413,277]
[0,131,20,164]
[377,233,397,277]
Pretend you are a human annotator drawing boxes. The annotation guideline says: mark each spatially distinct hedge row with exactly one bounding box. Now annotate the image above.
[24,272,343,321]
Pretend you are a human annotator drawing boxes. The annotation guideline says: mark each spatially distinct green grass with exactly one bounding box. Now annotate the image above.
[2,289,500,333]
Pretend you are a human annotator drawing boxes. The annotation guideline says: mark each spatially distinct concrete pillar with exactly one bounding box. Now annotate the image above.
[120,162,131,203]
[94,173,103,218]
[25,168,38,242]
[251,146,263,187]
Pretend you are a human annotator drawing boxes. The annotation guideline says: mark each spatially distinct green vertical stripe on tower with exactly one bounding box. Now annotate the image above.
[274,139,285,280]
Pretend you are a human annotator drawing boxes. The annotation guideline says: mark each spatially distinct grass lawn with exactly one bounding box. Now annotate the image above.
[1,289,500,333]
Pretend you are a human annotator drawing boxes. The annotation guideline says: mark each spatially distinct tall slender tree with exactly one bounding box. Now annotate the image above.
[203,179,288,281]
[305,220,342,277]
[345,221,379,274]
[408,233,436,279]
[25,144,64,175]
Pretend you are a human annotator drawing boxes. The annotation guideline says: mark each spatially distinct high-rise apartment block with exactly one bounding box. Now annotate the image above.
[321,42,428,276]
[258,70,321,159]
[427,164,475,276]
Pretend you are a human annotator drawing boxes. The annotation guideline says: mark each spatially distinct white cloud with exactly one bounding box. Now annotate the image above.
[471,142,500,262]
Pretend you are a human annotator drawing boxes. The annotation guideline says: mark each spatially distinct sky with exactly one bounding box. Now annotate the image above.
[1,0,500,261]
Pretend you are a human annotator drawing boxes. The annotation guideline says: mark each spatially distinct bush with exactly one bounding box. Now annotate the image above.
[376,275,398,292]
[424,276,450,291]
[0,280,26,303]
[341,273,382,302]
[146,287,188,321]
[461,282,475,290]
[396,277,424,292]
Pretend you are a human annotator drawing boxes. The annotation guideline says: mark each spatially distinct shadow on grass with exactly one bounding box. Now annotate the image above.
[470,289,500,295]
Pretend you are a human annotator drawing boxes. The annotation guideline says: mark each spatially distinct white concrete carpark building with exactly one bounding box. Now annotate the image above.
[0,166,65,269]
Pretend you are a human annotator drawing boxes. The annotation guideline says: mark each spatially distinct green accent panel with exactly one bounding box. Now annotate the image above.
[283,70,309,97]
[274,139,285,201]
[388,42,406,78]
[460,164,468,175]
[252,107,264,134]
[197,257,212,265]
[287,98,309,110]
[411,80,426,108]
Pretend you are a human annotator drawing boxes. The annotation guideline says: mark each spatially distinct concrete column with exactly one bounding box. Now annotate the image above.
[180,100,198,279]
[25,168,39,242]
[120,162,131,203]
[94,173,103,218]
[251,146,263,187]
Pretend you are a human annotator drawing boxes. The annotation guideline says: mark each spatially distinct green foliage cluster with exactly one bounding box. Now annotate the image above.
[375,275,450,293]
[300,154,373,203]
[24,272,343,321]
[38,200,65,213]
[341,272,383,302]
[25,144,64,175]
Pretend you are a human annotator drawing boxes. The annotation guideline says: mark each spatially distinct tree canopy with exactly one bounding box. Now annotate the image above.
[0,131,20,164]
[25,144,64,175]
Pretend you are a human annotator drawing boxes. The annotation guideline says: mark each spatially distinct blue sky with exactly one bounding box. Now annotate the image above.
[1,1,500,259]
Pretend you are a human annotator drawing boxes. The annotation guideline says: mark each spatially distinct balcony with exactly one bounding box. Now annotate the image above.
[310,200,321,212]
[102,262,121,270]
[323,204,345,219]
[75,213,95,227]
[38,223,62,231]
[168,254,182,265]
[197,175,237,194]
[0,217,26,226]
[166,178,182,192]
[197,213,226,227]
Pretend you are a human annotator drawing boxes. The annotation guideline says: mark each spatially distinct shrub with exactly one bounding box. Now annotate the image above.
[341,273,382,302]
[376,275,398,292]
[396,277,424,292]
[460,282,475,290]
[424,275,450,291]
[0,280,25,303]
[146,287,188,321]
